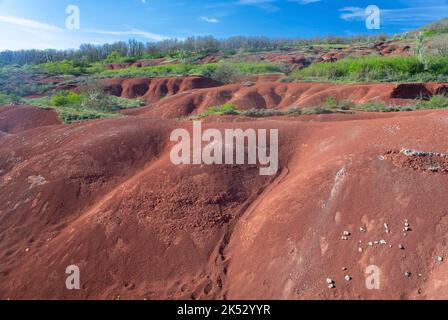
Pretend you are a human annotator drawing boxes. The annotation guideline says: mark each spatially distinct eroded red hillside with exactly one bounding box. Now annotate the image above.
[1,103,448,299]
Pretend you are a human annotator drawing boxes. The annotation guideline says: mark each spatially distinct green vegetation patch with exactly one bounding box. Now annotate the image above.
[101,61,283,80]
[24,90,144,123]
[293,55,448,83]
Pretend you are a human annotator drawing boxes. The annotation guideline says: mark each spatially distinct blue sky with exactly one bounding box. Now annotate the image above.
[0,0,447,50]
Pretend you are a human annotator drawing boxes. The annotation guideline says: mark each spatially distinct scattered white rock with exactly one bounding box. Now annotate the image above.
[359,227,366,233]
[341,236,349,241]
[404,271,412,278]
[328,283,336,289]
[344,275,352,282]
[343,231,351,236]
[24,248,30,252]
[380,240,387,245]
[437,256,444,262]
[342,267,348,271]
[368,242,374,247]
[399,244,405,250]
[326,278,334,284]
[27,175,47,189]
[358,247,363,253]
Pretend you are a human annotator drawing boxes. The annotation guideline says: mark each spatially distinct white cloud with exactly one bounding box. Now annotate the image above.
[0,15,64,32]
[293,0,321,4]
[340,5,448,24]
[86,29,170,41]
[339,7,365,21]
[200,16,220,23]
[0,15,171,50]
[237,0,279,11]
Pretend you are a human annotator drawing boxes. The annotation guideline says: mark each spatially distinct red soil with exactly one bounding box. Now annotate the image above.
[0,105,61,133]
[104,76,221,102]
[1,80,448,300]
[129,80,448,119]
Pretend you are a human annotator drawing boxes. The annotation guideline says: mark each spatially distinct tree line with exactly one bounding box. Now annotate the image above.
[0,34,388,66]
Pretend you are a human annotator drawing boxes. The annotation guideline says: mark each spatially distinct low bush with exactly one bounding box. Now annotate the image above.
[0,92,22,104]
[25,88,143,123]
[243,108,284,117]
[101,61,283,79]
[36,60,91,75]
[293,55,448,82]
[210,63,242,84]
[196,103,241,117]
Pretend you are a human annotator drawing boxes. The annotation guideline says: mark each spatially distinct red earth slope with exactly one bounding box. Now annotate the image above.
[1,105,448,299]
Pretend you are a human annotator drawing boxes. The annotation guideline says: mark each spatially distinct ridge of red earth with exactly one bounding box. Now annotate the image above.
[1,106,448,299]
[104,77,447,119]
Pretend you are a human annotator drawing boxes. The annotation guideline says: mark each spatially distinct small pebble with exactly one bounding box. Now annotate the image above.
[24,248,30,252]
[404,272,412,278]
[437,256,444,262]
[342,267,348,271]
[344,275,352,281]
[358,247,363,253]
[341,236,349,241]
[328,283,336,289]
[380,239,387,245]
[359,227,366,232]
[343,231,351,236]
[399,244,405,250]
[326,278,334,284]
[368,242,374,247]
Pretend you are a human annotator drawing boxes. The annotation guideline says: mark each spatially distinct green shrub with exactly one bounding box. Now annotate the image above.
[0,92,22,104]
[210,63,242,84]
[200,103,241,117]
[25,88,143,123]
[36,60,91,75]
[294,55,448,82]
[302,107,334,115]
[101,61,283,78]
[284,107,303,116]
[50,91,82,107]
[57,107,118,123]
[243,108,284,117]
[417,95,448,109]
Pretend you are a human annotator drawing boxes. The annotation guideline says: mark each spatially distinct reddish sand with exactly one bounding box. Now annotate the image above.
[1,98,448,299]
